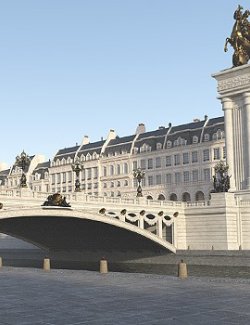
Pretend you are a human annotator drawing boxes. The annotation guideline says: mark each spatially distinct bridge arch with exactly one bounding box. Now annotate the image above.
[0,208,176,253]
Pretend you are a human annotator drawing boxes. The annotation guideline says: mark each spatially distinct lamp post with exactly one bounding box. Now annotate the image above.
[71,157,84,192]
[133,168,145,197]
[15,150,30,188]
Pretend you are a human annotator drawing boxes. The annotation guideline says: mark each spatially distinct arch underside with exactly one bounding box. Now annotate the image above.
[0,214,176,254]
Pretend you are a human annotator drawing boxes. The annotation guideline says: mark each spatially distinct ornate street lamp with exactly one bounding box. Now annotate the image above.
[133,168,145,197]
[15,150,30,188]
[71,157,84,192]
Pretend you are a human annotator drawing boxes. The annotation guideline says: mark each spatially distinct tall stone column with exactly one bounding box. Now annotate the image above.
[243,92,250,189]
[221,97,236,191]
[212,64,250,192]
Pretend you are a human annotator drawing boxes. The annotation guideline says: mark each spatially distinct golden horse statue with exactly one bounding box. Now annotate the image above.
[224,5,250,66]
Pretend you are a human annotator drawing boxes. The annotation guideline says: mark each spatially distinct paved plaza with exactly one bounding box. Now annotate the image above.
[0,268,250,324]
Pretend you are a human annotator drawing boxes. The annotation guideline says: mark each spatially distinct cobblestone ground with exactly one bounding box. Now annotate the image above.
[1,268,250,324]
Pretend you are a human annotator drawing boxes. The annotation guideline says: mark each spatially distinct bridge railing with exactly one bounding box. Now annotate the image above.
[0,190,183,208]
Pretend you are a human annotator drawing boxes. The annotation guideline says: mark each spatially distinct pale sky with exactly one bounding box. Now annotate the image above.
[0,0,247,166]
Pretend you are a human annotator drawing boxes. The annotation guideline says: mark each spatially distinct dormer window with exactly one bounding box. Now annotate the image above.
[156,143,162,150]
[133,147,138,154]
[86,153,91,161]
[192,136,199,144]
[167,140,172,148]
[204,133,210,142]
[140,143,151,153]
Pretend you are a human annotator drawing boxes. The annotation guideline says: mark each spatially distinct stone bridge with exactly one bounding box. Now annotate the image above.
[0,190,184,254]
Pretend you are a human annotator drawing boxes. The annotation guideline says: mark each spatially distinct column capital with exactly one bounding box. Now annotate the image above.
[242,92,250,105]
[221,97,233,111]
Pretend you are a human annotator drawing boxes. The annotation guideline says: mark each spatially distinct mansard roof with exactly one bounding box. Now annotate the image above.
[32,161,50,175]
[53,145,80,161]
[104,135,136,156]
[77,140,106,156]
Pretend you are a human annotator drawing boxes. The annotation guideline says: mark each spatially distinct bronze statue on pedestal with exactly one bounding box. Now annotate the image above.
[225,5,250,66]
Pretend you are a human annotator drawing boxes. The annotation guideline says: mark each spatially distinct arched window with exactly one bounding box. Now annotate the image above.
[147,195,153,200]
[193,136,199,144]
[158,194,165,201]
[156,143,162,150]
[124,180,129,186]
[110,181,114,188]
[110,165,114,176]
[86,153,91,161]
[167,141,172,148]
[117,181,121,187]
[196,191,205,201]
[117,164,121,175]
[182,192,191,202]
[103,167,107,177]
[61,158,66,165]
[204,133,210,142]
[170,193,177,201]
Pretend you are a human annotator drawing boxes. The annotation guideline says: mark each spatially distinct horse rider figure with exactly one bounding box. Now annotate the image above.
[224,5,250,66]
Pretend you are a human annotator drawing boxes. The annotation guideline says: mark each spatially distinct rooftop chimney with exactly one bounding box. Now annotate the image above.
[81,135,90,146]
[136,123,146,135]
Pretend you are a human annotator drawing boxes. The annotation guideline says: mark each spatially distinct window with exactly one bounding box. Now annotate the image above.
[148,159,153,169]
[67,172,72,183]
[93,167,98,179]
[87,168,92,179]
[203,168,211,181]
[214,148,220,160]
[167,141,172,148]
[110,182,114,188]
[124,163,128,174]
[192,151,198,163]
[117,165,121,175]
[166,173,172,184]
[156,143,162,150]
[133,147,138,154]
[124,180,129,186]
[140,159,146,170]
[174,154,180,166]
[62,172,66,183]
[141,143,151,153]
[166,156,172,167]
[183,152,189,165]
[203,149,210,162]
[223,147,226,159]
[193,136,199,144]
[183,171,190,183]
[156,175,162,185]
[57,173,61,184]
[156,157,161,168]
[204,133,210,142]
[170,193,177,201]
[103,183,107,189]
[133,161,137,171]
[175,172,181,184]
[110,165,114,175]
[192,170,199,182]
[117,181,121,187]
[103,167,107,177]
[148,176,154,186]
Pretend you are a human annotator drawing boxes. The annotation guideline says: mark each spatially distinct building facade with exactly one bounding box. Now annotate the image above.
[0,116,226,202]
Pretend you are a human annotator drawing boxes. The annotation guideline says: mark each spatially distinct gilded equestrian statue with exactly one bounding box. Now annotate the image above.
[224,5,250,66]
